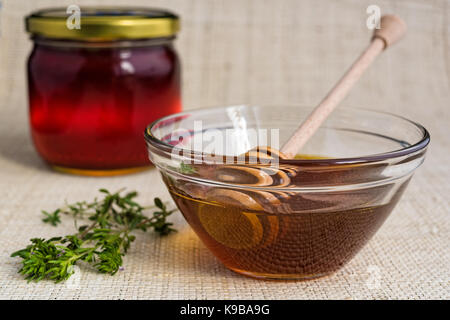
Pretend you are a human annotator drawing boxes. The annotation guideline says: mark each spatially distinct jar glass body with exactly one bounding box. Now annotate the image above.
[27,37,181,174]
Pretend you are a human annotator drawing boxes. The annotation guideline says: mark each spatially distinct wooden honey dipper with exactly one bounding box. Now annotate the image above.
[205,15,407,211]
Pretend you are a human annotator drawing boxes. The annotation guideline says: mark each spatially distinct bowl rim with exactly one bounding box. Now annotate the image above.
[144,105,430,166]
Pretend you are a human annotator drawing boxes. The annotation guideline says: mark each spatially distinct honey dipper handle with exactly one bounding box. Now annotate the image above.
[280,15,407,158]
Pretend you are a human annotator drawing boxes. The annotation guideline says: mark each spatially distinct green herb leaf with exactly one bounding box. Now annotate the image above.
[42,209,61,226]
[179,163,197,174]
[11,189,177,283]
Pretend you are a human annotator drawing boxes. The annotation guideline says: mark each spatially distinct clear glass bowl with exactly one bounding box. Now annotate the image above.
[145,105,430,280]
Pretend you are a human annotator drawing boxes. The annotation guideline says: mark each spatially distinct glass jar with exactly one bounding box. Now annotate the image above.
[25,7,181,175]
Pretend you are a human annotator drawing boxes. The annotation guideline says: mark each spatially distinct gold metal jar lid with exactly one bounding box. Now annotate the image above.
[25,7,180,41]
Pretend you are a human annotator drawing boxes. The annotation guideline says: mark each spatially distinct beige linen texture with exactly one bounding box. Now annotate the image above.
[0,0,449,299]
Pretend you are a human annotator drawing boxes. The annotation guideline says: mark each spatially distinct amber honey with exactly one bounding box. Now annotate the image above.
[162,155,411,279]
[145,103,430,280]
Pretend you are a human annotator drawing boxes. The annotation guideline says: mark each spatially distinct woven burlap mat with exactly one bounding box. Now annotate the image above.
[0,0,449,299]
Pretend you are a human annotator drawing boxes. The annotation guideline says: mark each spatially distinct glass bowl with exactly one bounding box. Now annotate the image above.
[145,105,430,280]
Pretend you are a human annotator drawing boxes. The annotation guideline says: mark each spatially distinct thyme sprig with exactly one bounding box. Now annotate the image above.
[11,189,176,283]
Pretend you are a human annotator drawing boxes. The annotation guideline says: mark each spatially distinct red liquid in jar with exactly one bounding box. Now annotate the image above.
[28,41,181,170]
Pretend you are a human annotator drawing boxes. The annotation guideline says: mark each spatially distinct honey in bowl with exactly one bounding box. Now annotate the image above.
[160,154,410,280]
[145,105,430,280]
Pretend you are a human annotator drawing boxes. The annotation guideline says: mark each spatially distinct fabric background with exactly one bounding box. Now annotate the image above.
[0,0,448,299]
